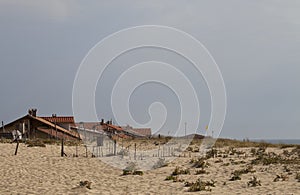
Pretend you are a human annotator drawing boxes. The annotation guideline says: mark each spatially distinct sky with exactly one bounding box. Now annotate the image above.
[0,0,299,139]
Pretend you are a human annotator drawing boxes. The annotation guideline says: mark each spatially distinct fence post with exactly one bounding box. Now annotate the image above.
[61,139,63,157]
[85,145,88,158]
[114,140,116,156]
[14,140,19,155]
[75,145,78,157]
[134,143,137,160]
[158,144,160,157]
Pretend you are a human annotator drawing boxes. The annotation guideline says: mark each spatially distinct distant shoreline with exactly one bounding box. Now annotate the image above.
[249,139,300,145]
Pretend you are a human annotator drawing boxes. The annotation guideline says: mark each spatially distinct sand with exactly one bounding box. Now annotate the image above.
[0,142,299,194]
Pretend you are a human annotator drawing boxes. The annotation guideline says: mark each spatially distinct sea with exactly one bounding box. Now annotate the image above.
[250,139,300,145]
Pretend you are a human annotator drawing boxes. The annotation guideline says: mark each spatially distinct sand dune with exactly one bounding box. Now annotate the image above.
[0,142,299,194]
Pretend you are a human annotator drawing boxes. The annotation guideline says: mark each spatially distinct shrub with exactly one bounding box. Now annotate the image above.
[122,162,143,176]
[222,162,230,166]
[26,139,46,147]
[133,170,144,175]
[165,175,184,182]
[229,172,241,181]
[229,166,255,181]
[172,166,190,175]
[291,147,300,157]
[273,174,289,182]
[215,159,223,163]
[251,152,300,165]
[165,175,176,181]
[233,166,255,175]
[231,160,246,165]
[187,178,216,192]
[186,146,193,152]
[250,148,257,156]
[296,173,300,182]
[247,176,261,187]
[195,169,208,175]
[79,180,92,189]
[191,158,209,169]
[206,148,218,158]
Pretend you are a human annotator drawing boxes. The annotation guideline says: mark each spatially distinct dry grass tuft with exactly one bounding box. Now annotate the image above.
[122,162,143,176]
[295,173,300,182]
[190,157,209,169]
[247,176,261,187]
[186,178,216,192]
[273,174,289,182]
[26,139,46,147]
[172,166,190,175]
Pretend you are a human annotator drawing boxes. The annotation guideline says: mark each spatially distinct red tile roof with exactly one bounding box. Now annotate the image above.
[131,128,151,137]
[122,125,151,137]
[34,116,80,139]
[75,122,123,131]
[41,116,75,124]
[105,124,123,131]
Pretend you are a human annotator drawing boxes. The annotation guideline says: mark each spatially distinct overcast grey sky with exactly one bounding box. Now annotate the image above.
[0,1,299,139]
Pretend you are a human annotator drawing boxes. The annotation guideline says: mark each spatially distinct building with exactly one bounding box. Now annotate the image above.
[74,120,152,139]
[122,125,152,137]
[0,109,80,140]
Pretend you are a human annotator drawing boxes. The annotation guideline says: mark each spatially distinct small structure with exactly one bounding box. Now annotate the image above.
[0,109,80,140]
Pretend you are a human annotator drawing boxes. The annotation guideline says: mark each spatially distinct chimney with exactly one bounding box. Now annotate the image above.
[32,109,37,117]
[28,108,37,117]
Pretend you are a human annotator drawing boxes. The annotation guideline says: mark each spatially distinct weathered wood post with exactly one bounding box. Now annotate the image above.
[61,138,64,157]
[75,145,78,157]
[14,140,19,155]
[85,145,88,158]
[113,140,117,156]
[158,144,160,157]
[134,143,137,160]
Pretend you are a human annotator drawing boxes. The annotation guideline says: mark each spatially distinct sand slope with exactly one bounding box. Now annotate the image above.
[0,143,299,194]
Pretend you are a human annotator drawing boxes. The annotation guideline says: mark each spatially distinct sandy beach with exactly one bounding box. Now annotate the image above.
[0,140,299,195]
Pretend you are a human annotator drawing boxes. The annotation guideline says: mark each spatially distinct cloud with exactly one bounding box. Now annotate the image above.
[0,0,299,139]
[0,0,79,22]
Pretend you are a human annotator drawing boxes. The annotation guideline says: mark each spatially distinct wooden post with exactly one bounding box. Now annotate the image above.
[158,144,160,157]
[85,145,87,158]
[113,140,116,156]
[75,145,78,157]
[14,140,19,155]
[121,138,124,158]
[128,146,130,159]
[28,119,30,139]
[61,139,64,157]
[134,143,137,160]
